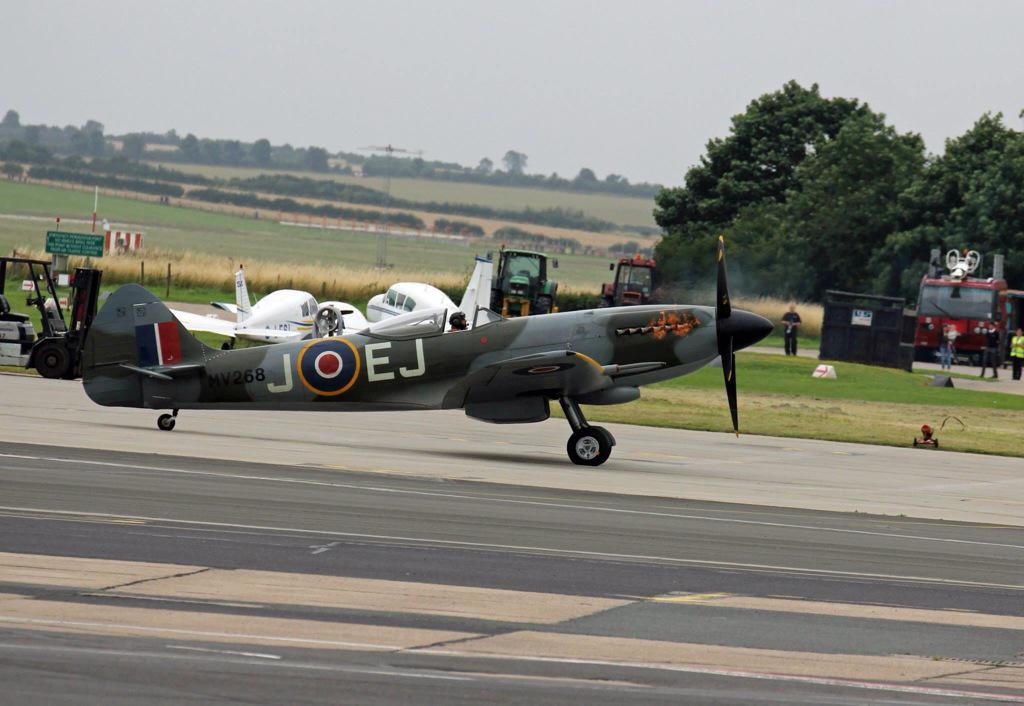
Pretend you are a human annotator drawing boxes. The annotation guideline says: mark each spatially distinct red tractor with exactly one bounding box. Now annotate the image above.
[601,255,657,307]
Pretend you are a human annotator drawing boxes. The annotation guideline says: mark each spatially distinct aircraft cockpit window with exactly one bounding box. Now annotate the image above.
[386,289,397,306]
[363,307,447,339]
[403,296,417,312]
[473,308,505,328]
[300,301,310,317]
[395,293,407,309]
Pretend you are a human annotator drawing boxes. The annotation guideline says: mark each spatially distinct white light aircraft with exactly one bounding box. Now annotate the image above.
[171,266,369,348]
[366,256,493,329]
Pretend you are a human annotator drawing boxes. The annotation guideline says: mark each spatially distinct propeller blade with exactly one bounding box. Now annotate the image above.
[716,235,732,322]
[719,335,739,436]
[715,236,739,436]
[725,351,739,436]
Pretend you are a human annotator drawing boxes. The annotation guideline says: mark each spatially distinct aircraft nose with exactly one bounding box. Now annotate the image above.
[718,309,773,350]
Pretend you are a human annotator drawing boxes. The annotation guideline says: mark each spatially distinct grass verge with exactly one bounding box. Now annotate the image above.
[580,352,1024,458]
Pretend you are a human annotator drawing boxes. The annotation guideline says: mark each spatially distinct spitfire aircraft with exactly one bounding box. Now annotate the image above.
[82,239,771,465]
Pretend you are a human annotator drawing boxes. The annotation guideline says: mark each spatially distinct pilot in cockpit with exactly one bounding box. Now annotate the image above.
[448,311,468,331]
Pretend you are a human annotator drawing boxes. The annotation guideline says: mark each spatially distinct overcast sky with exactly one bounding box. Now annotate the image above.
[5,0,1023,184]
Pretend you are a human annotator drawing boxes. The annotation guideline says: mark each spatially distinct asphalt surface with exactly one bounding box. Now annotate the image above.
[2,374,1022,525]
[0,442,1022,704]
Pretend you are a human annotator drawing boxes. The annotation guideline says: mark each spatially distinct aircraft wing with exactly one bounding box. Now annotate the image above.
[209,302,239,315]
[235,328,307,343]
[170,308,237,338]
[444,349,611,407]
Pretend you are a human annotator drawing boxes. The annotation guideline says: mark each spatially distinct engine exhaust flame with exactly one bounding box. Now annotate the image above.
[616,311,700,339]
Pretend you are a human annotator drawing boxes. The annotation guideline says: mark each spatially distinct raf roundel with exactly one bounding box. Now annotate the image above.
[297,339,360,396]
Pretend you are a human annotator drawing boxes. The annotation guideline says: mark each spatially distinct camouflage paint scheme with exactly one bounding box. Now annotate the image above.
[84,284,770,426]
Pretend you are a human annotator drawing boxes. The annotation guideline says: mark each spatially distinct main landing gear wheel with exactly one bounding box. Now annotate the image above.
[157,409,179,431]
[567,426,613,466]
[559,397,615,466]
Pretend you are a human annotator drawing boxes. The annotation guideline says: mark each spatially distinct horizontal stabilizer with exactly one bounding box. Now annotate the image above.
[209,302,239,315]
[120,362,205,380]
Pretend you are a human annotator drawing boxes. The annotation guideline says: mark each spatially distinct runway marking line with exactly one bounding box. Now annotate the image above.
[0,505,1022,592]
[167,645,281,660]
[0,641,475,682]
[649,592,732,604]
[1,452,1021,552]
[0,619,1019,701]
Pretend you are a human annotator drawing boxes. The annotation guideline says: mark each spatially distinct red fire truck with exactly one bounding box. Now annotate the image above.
[914,249,1024,364]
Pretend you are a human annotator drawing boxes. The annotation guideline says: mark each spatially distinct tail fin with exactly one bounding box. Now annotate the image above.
[458,256,494,327]
[235,265,252,323]
[82,284,213,407]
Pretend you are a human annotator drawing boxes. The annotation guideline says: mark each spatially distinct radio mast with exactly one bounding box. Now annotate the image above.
[359,144,423,269]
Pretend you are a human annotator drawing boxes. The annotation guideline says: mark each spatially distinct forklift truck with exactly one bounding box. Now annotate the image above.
[0,256,102,378]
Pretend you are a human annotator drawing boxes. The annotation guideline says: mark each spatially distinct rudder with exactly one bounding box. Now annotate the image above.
[83,284,212,407]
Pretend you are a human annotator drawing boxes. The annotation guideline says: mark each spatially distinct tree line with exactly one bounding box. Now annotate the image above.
[0,109,660,199]
[0,142,624,234]
[187,188,426,230]
[654,81,1024,302]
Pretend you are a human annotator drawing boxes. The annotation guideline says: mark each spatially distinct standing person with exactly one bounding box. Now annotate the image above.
[946,324,960,369]
[979,324,1001,379]
[782,303,801,356]
[939,325,953,370]
[1011,327,1024,381]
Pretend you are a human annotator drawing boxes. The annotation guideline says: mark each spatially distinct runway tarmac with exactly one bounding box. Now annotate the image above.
[0,440,1023,704]
[1,373,1022,525]
[2,372,1024,703]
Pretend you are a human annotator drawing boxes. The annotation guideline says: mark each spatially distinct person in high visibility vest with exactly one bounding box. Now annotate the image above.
[1012,327,1024,381]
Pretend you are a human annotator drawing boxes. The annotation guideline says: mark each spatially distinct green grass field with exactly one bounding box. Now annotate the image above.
[581,352,1024,457]
[757,333,820,350]
[0,180,615,290]
[149,161,659,229]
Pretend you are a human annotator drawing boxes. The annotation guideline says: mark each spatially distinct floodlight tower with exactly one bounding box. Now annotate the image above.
[359,144,423,270]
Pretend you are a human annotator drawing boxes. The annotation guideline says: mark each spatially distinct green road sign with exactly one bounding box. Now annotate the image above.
[45,231,104,257]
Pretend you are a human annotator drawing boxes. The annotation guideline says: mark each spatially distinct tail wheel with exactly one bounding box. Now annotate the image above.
[157,414,176,431]
[33,341,71,379]
[567,426,613,466]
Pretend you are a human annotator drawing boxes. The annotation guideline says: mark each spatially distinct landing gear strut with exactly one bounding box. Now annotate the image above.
[560,398,614,466]
[157,408,179,432]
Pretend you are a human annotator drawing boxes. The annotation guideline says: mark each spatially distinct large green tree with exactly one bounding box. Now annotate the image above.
[251,138,272,166]
[502,150,528,174]
[654,81,880,284]
[304,146,329,172]
[121,133,145,160]
[872,113,1024,298]
[775,116,924,299]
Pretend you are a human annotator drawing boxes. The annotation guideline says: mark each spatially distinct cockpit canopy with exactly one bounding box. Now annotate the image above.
[361,306,505,339]
[362,307,448,339]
